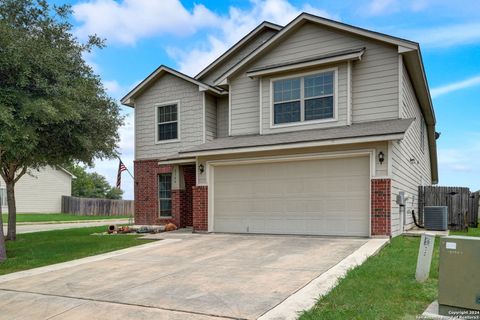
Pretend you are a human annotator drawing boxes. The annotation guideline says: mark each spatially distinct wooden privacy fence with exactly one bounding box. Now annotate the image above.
[418,186,479,231]
[61,196,134,216]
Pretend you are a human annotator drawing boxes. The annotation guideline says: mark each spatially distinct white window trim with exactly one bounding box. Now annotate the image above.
[154,100,181,144]
[158,173,173,219]
[269,67,338,129]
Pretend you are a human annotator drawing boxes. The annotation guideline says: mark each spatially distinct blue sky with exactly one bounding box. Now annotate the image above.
[61,0,480,199]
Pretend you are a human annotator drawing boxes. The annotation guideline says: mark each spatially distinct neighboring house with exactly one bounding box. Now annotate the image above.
[121,13,438,237]
[0,166,74,213]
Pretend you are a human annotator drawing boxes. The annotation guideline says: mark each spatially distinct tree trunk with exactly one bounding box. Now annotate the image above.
[6,181,16,241]
[0,204,6,262]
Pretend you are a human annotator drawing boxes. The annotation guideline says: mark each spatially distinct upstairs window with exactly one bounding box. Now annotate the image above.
[156,103,178,142]
[272,69,336,126]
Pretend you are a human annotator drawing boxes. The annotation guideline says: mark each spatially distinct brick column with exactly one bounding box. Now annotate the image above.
[134,161,177,225]
[371,178,391,236]
[192,186,208,232]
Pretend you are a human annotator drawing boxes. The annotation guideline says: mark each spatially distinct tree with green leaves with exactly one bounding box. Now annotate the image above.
[66,164,124,200]
[0,0,123,260]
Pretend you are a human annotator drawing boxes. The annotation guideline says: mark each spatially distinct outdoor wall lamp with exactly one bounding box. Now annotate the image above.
[198,164,205,174]
[378,151,385,164]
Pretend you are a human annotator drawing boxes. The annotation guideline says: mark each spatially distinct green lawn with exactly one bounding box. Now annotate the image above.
[0,226,152,275]
[301,228,479,320]
[2,213,131,223]
[451,226,480,237]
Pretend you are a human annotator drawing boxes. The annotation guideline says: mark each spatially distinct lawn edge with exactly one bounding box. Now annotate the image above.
[0,238,179,283]
[15,218,130,225]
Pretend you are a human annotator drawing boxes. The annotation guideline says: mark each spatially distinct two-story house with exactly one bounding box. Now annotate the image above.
[121,13,438,238]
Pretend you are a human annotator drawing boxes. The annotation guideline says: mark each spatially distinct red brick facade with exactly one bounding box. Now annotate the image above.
[192,186,208,232]
[134,160,195,227]
[371,178,391,236]
[135,159,391,236]
[182,166,196,227]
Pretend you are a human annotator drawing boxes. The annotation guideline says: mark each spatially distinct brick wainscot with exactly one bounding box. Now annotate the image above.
[371,178,391,236]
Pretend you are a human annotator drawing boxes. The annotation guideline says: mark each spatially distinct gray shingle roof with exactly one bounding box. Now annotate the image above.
[179,118,414,154]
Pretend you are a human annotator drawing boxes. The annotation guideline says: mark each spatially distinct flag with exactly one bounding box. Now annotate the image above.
[116,160,127,189]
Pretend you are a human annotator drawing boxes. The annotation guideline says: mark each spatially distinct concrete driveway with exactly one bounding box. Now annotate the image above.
[0,233,373,320]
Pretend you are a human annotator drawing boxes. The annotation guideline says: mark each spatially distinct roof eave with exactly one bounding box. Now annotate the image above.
[400,48,438,183]
[194,21,283,80]
[178,132,406,158]
[214,12,420,85]
[120,65,225,108]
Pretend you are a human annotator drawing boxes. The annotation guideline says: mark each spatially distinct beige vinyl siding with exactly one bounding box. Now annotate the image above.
[197,141,388,185]
[230,74,260,135]
[246,22,399,125]
[135,73,203,160]
[200,29,277,85]
[260,63,348,134]
[390,63,431,236]
[217,96,229,138]
[0,167,72,213]
[205,93,217,142]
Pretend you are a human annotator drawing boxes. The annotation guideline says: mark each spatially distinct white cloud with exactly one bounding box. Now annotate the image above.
[363,0,431,16]
[438,149,473,172]
[431,75,480,98]
[73,0,334,75]
[410,23,480,48]
[367,0,399,15]
[437,139,480,190]
[170,0,335,75]
[103,80,121,96]
[73,0,220,45]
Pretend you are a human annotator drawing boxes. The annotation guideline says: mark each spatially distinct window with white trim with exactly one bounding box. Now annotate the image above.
[273,70,335,125]
[158,173,172,217]
[157,104,178,141]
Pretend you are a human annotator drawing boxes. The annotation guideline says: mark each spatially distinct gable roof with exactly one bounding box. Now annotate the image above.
[214,12,419,85]
[194,21,282,80]
[211,12,438,184]
[57,166,76,179]
[120,65,226,107]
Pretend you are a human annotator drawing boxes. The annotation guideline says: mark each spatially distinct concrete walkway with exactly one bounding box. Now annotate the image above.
[3,219,129,234]
[0,233,387,319]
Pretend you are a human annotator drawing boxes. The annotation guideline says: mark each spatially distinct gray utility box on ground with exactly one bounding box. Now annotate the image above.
[424,206,448,231]
[438,236,480,316]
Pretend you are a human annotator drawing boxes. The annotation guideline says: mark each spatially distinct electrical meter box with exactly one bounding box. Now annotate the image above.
[438,236,480,316]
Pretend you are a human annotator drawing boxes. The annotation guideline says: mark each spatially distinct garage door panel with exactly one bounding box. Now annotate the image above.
[213,156,370,236]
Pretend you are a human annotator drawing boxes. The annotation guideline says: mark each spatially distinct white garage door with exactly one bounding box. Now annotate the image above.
[213,156,370,236]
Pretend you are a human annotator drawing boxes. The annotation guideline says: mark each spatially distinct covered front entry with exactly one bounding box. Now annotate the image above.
[212,155,370,236]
